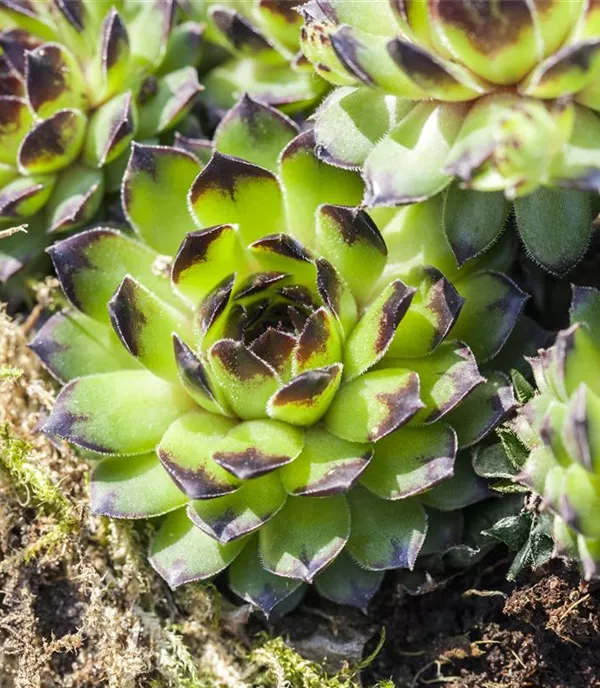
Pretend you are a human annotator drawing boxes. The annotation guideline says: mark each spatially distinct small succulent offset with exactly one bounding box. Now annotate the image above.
[182,0,326,113]
[299,0,600,275]
[0,0,202,285]
[31,97,526,615]
[507,286,600,580]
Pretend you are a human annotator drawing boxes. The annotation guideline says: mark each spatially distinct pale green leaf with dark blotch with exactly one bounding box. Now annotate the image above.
[570,285,600,346]
[189,151,284,246]
[18,108,86,175]
[187,471,287,544]
[149,508,247,589]
[445,372,517,449]
[90,8,131,104]
[363,102,468,206]
[292,307,342,376]
[421,453,490,511]
[278,130,363,247]
[315,550,384,612]
[551,106,600,188]
[387,266,464,358]
[82,92,137,168]
[122,143,201,255]
[386,341,484,424]
[313,87,415,169]
[43,370,195,456]
[442,183,509,267]
[48,229,180,324]
[267,365,342,427]
[214,94,298,174]
[228,537,305,617]
[346,486,427,570]
[255,0,304,50]
[315,205,387,304]
[210,419,304,480]
[208,339,280,420]
[91,452,187,518]
[259,494,350,582]
[279,426,372,497]
[45,164,104,233]
[29,308,137,382]
[344,280,416,381]
[0,175,56,220]
[108,276,190,381]
[137,67,201,138]
[360,424,456,500]
[122,0,173,68]
[514,187,591,276]
[325,369,422,443]
[0,97,33,164]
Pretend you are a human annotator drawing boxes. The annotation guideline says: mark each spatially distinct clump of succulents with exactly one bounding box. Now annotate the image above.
[505,286,600,579]
[31,96,526,614]
[299,0,600,274]
[0,0,202,286]
[182,0,326,113]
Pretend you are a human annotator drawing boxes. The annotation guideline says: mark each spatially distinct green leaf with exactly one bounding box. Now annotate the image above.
[45,164,104,233]
[29,308,136,382]
[570,285,600,346]
[315,550,383,612]
[280,427,372,497]
[0,175,56,220]
[363,102,468,206]
[149,508,246,589]
[346,486,427,570]
[473,443,520,481]
[268,364,343,426]
[122,143,200,255]
[158,21,203,75]
[421,453,489,511]
[157,409,239,499]
[188,471,287,544]
[214,94,298,174]
[325,369,422,443]
[91,452,187,518]
[259,494,350,582]
[211,419,304,480]
[44,370,194,455]
[442,183,509,266]
[123,0,173,68]
[83,92,137,167]
[0,97,33,164]
[108,276,190,381]
[292,307,343,376]
[360,425,456,500]
[229,537,305,616]
[189,151,284,246]
[514,187,591,275]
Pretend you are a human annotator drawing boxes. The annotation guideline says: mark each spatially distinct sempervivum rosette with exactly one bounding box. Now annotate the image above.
[299,0,600,275]
[182,0,326,113]
[507,286,600,579]
[0,0,202,287]
[31,97,526,615]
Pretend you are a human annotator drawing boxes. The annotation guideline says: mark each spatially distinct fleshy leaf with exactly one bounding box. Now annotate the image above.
[280,427,372,497]
[571,285,600,346]
[250,328,296,381]
[122,143,200,255]
[421,453,490,510]
[82,92,137,167]
[187,471,287,544]
[149,508,246,589]
[211,419,304,480]
[0,97,33,165]
[91,452,187,518]
[214,94,298,174]
[346,486,427,570]
[0,174,55,219]
[292,307,342,376]
[363,102,467,206]
[514,187,591,276]
[315,550,383,612]
[30,308,136,382]
[259,494,350,582]
[325,369,422,443]
[228,537,305,616]
[157,409,239,499]
[360,424,457,500]
[343,279,416,380]
[189,151,284,245]
[267,364,342,426]
[44,370,194,455]
[46,164,104,233]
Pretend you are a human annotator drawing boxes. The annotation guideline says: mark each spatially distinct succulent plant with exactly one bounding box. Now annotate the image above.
[182,0,326,114]
[298,0,600,275]
[0,0,202,287]
[31,96,526,615]
[505,285,600,580]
